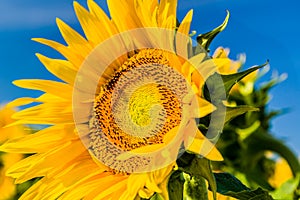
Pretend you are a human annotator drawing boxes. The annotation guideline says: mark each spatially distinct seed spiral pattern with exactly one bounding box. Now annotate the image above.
[88,49,189,173]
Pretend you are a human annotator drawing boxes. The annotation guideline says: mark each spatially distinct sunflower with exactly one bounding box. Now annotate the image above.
[0,0,224,199]
[0,106,27,199]
[212,46,259,95]
[269,158,293,188]
[212,47,245,75]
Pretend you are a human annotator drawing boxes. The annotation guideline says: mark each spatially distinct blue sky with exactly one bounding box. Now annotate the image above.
[0,0,299,154]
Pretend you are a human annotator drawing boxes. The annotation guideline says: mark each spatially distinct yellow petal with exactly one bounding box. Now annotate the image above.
[87,0,117,37]
[195,59,218,81]
[56,18,92,56]
[36,54,77,85]
[135,0,157,27]
[185,53,206,71]
[182,95,215,119]
[127,173,147,196]
[32,157,103,200]
[37,93,68,103]
[156,168,173,200]
[117,126,180,161]
[197,97,216,118]
[32,38,83,67]
[158,0,177,28]
[162,126,180,144]
[9,102,73,126]
[213,58,231,70]
[107,0,141,31]
[158,2,170,27]
[59,174,122,200]
[5,154,40,180]
[138,188,154,199]
[13,79,72,100]
[159,0,177,18]
[18,178,43,200]
[178,10,193,35]
[0,124,75,154]
[145,173,162,193]
[186,133,223,161]
[6,97,36,107]
[74,2,107,45]
[180,53,205,82]
[7,140,86,183]
[93,178,128,200]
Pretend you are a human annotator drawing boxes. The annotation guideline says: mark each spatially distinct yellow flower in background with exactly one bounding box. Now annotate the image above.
[0,106,27,199]
[0,0,224,199]
[212,47,244,75]
[269,158,293,188]
[212,47,258,95]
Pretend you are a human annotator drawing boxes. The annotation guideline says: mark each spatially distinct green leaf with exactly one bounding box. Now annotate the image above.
[201,77,260,140]
[214,173,250,194]
[213,173,273,200]
[178,154,217,200]
[168,171,184,200]
[204,64,267,102]
[149,193,164,200]
[221,64,266,97]
[225,106,259,124]
[226,188,274,200]
[236,120,261,140]
[197,10,230,51]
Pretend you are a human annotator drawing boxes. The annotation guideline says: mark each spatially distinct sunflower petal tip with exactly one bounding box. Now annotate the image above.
[12,80,19,86]
[31,38,44,44]
[206,150,224,161]
[87,0,95,4]
[87,0,95,8]
[73,1,88,17]
[73,1,80,8]
[56,17,65,27]
[35,53,43,58]
[11,79,25,88]
[212,104,217,111]
[6,101,18,108]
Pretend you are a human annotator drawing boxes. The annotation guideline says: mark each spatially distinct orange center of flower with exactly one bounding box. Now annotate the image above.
[88,49,188,172]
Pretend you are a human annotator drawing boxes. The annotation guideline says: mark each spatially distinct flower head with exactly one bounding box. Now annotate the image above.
[1,0,225,199]
[269,158,293,188]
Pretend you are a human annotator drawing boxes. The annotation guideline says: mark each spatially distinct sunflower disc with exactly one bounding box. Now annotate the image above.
[73,28,226,173]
